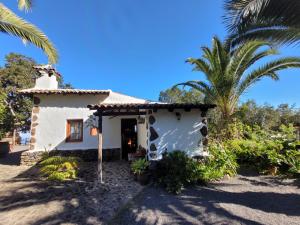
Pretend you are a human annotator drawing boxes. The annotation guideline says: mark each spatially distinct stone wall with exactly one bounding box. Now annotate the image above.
[20,148,121,166]
[20,151,44,166]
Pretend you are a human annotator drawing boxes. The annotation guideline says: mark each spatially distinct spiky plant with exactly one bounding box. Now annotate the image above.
[224,0,300,46]
[0,1,58,64]
[176,37,300,121]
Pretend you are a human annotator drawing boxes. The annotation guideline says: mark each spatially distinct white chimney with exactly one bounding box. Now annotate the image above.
[34,65,59,89]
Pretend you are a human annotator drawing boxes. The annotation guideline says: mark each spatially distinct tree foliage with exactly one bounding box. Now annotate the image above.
[159,87,204,104]
[0,53,39,133]
[236,100,300,130]
[224,0,300,46]
[0,1,58,64]
[0,53,71,136]
[175,37,300,121]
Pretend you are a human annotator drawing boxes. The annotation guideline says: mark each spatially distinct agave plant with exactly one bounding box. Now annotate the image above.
[176,37,300,121]
[224,0,300,46]
[0,1,58,64]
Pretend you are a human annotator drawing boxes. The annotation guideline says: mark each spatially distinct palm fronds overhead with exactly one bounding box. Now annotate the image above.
[0,3,58,64]
[224,0,300,46]
[175,37,300,120]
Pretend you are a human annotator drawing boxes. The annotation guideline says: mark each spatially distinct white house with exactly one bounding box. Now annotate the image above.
[19,66,215,165]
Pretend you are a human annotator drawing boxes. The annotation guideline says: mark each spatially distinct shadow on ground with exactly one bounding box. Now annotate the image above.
[0,151,142,225]
[112,179,300,225]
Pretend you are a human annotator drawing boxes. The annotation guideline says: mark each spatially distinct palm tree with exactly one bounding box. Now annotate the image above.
[224,0,300,46]
[176,37,300,121]
[0,1,58,64]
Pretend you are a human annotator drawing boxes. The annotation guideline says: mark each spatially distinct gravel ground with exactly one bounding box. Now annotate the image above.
[112,175,300,225]
[0,149,143,225]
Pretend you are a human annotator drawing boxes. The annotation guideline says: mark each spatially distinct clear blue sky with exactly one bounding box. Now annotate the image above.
[1,0,299,107]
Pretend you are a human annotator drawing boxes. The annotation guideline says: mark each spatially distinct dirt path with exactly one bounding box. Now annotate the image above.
[0,150,142,225]
[112,176,300,225]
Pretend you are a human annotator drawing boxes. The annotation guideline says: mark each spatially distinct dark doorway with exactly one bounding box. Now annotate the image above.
[121,119,138,160]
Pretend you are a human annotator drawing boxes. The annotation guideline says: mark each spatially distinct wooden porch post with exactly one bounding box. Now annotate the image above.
[98,111,104,183]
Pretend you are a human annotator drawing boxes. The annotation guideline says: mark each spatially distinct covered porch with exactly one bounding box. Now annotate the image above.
[88,103,215,163]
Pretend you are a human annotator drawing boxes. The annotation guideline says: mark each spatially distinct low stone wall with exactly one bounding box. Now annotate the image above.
[20,151,44,166]
[20,148,121,166]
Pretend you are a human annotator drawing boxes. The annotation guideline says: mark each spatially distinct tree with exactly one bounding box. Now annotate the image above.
[236,100,280,129]
[159,87,204,103]
[0,1,58,64]
[176,37,300,122]
[0,92,7,139]
[0,53,71,142]
[224,0,300,46]
[0,53,39,135]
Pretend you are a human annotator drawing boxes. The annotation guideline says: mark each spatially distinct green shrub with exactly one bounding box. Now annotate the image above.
[197,142,238,183]
[131,158,149,175]
[155,151,199,194]
[39,156,82,181]
[282,150,300,176]
[154,148,238,194]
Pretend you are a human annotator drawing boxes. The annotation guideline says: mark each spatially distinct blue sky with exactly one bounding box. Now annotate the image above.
[1,0,299,107]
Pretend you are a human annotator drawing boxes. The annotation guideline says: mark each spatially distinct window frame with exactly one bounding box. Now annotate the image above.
[66,119,83,143]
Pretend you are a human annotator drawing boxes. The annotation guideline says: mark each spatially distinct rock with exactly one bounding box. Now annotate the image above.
[149,115,156,125]
[150,127,159,141]
[200,126,208,137]
[150,143,157,152]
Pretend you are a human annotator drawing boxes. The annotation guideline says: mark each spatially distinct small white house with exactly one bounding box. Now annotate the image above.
[19,66,215,164]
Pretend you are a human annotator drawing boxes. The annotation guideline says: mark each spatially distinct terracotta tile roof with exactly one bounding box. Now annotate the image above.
[87,103,216,110]
[18,89,110,95]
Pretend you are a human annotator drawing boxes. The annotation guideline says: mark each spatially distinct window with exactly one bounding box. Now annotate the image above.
[66,119,83,142]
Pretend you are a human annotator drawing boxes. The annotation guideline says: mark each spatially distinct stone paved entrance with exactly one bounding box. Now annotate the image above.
[0,148,142,225]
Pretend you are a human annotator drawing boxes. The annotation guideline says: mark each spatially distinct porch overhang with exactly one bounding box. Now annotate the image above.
[87,103,216,116]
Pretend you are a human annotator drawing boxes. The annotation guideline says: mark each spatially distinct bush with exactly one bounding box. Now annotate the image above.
[39,156,82,181]
[131,158,149,175]
[197,142,238,183]
[155,151,199,194]
[154,147,238,194]
[224,123,300,175]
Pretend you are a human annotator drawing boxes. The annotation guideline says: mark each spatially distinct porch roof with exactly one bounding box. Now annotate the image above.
[87,103,216,111]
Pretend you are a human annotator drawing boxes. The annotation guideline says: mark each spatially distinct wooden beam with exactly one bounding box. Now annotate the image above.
[98,112,103,183]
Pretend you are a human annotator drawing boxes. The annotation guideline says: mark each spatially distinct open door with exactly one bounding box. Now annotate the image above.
[121,119,138,160]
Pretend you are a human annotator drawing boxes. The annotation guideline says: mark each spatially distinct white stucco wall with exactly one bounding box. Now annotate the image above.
[32,93,148,152]
[137,117,148,149]
[31,92,205,159]
[149,109,204,159]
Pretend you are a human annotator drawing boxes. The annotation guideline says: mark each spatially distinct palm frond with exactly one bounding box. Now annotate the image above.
[0,3,58,64]
[230,27,300,46]
[175,81,216,104]
[186,58,211,75]
[18,0,33,11]
[224,0,300,45]
[227,40,272,82]
[238,57,300,95]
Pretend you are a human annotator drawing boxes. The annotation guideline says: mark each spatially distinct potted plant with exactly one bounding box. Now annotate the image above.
[131,158,150,185]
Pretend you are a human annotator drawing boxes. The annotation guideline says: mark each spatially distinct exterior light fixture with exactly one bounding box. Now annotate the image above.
[90,127,98,136]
